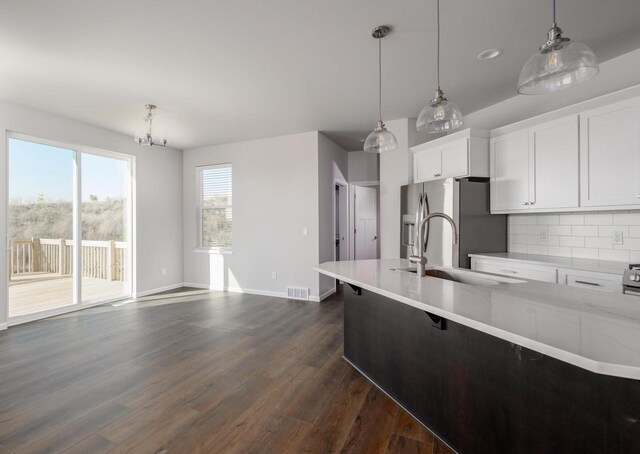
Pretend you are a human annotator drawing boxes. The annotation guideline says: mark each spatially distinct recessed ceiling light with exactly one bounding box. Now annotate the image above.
[477,48,503,60]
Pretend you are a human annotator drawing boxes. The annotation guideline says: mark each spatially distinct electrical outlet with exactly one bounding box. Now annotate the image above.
[539,229,548,242]
[613,231,624,245]
[302,227,309,237]
[162,268,167,276]
[272,271,277,280]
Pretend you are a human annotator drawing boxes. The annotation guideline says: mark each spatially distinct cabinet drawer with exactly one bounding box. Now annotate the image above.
[472,259,557,283]
[559,269,622,293]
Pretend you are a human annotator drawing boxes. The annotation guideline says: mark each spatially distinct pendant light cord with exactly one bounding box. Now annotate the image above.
[436,0,440,90]
[378,36,382,122]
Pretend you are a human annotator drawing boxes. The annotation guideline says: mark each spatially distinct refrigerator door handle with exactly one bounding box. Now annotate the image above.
[414,194,423,256]
[422,193,430,251]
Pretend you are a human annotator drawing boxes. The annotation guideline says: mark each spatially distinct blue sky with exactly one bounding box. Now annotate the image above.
[9,138,127,203]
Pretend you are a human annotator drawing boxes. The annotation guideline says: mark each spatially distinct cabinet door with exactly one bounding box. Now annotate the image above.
[440,138,469,178]
[529,115,579,210]
[415,148,442,183]
[490,130,529,212]
[580,98,640,207]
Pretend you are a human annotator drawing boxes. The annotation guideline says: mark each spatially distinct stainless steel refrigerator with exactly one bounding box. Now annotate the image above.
[400,177,506,269]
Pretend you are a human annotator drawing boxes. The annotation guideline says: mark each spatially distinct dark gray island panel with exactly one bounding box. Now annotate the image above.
[344,286,640,454]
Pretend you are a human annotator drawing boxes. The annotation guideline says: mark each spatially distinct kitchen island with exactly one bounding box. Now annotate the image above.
[315,259,640,454]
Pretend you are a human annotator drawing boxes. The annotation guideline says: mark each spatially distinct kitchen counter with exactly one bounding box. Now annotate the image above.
[468,251,629,275]
[314,259,640,379]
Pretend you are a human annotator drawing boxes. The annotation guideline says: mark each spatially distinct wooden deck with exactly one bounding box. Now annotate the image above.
[8,274,127,318]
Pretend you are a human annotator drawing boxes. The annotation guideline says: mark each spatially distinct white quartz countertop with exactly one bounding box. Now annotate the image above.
[468,252,630,275]
[315,259,640,380]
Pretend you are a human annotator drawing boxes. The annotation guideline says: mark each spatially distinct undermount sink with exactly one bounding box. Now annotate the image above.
[392,266,525,286]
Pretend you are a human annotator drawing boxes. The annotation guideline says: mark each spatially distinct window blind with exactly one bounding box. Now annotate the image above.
[198,164,232,248]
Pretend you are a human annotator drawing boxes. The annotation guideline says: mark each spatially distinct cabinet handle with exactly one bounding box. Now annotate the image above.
[433,173,441,177]
[499,269,519,274]
[575,280,601,287]
[522,202,530,206]
[530,201,536,205]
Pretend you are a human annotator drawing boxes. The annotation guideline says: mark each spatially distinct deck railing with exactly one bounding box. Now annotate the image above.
[9,238,127,281]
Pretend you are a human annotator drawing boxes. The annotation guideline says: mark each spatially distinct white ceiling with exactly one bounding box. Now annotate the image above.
[1,0,640,150]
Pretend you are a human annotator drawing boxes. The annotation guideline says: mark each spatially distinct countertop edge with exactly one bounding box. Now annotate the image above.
[315,266,640,380]
[468,253,628,275]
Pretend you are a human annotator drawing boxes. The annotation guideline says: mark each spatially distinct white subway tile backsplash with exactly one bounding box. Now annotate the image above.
[560,214,584,225]
[549,225,572,236]
[510,225,527,235]
[537,215,559,225]
[585,237,613,249]
[599,249,630,262]
[584,213,613,225]
[548,246,572,257]
[527,245,549,255]
[572,248,599,260]
[614,238,640,251]
[508,211,640,261]
[598,225,629,238]
[510,243,528,253]
[613,213,640,226]
[559,236,585,248]
[572,225,598,237]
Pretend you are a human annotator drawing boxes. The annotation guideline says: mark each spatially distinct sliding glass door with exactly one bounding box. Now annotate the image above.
[7,136,133,322]
[8,138,77,318]
[81,152,131,303]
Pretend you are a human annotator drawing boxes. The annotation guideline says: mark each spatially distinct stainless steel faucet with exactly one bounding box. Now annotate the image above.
[409,212,459,276]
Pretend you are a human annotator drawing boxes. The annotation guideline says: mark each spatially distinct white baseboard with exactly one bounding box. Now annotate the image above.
[182,282,324,302]
[0,323,7,331]
[318,287,336,302]
[134,283,185,298]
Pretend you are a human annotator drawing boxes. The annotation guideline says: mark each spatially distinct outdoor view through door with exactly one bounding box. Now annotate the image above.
[7,137,132,320]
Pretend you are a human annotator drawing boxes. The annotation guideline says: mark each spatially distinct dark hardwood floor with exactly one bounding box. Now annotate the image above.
[0,287,454,453]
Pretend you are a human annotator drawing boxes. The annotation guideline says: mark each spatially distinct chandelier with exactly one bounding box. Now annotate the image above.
[135,104,168,147]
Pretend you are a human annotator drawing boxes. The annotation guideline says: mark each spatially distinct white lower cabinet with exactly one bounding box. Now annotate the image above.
[558,269,622,293]
[470,257,622,293]
[471,258,558,283]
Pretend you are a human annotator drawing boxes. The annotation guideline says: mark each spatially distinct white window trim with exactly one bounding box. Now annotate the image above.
[196,163,233,254]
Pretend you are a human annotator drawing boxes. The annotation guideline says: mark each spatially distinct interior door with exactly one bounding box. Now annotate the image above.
[337,184,349,260]
[490,130,529,212]
[354,186,378,260]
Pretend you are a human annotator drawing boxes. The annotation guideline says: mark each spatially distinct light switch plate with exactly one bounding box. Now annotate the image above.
[613,231,624,245]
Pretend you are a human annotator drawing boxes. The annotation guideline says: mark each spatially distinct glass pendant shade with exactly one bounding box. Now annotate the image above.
[364,121,398,153]
[416,89,464,133]
[518,39,598,95]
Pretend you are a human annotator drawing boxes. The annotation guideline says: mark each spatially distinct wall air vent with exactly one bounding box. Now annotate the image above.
[286,287,309,301]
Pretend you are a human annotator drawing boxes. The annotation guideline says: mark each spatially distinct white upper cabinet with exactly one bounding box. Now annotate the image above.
[580,98,640,208]
[528,115,579,210]
[412,129,489,183]
[491,130,529,211]
[490,115,579,213]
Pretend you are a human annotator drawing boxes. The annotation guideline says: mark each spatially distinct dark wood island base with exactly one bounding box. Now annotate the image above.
[344,286,640,454]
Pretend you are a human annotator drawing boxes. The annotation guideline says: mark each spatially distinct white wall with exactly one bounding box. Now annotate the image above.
[0,101,183,327]
[317,134,348,298]
[509,211,640,263]
[379,118,422,259]
[182,131,324,300]
[347,151,379,183]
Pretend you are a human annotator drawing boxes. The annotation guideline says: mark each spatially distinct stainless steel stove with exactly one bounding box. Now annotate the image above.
[623,264,640,296]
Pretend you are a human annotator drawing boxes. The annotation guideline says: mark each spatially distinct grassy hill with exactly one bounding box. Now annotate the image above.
[9,198,126,241]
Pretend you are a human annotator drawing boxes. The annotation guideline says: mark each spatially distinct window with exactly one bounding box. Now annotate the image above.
[197,164,232,251]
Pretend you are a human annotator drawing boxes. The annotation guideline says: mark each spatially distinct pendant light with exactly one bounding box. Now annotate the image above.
[363,26,398,154]
[518,0,599,95]
[416,0,463,134]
